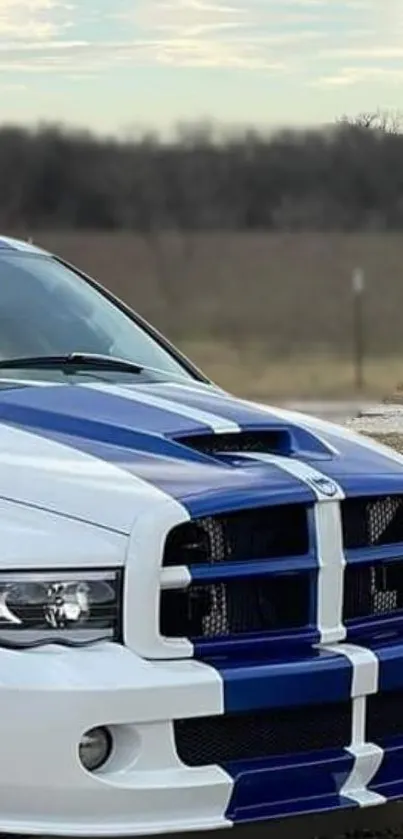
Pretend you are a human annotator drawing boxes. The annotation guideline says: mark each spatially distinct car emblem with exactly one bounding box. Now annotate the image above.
[309,476,338,497]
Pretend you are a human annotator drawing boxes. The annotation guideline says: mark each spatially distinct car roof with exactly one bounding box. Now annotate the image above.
[0,236,50,256]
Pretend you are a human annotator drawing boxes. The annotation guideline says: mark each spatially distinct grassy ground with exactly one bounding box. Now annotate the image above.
[179,341,403,399]
[19,230,403,348]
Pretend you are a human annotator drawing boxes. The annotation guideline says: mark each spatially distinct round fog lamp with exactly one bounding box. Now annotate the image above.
[79,726,112,772]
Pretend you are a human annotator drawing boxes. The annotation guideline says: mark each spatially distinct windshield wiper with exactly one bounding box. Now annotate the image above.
[0,352,144,374]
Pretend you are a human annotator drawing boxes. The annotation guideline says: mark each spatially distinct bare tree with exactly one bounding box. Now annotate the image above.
[338,108,403,134]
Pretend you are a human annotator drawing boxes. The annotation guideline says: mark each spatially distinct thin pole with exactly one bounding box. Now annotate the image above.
[352,268,365,392]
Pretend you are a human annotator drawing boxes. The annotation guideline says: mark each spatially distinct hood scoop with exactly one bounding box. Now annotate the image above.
[176,430,292,457]
[175,427,335,461]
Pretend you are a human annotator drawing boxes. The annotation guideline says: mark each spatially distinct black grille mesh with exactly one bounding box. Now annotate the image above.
[160,574,310,638]
[174,701,352,766]
[162,494,403,643]
[163,505,309,567]
[176,431,291,457]
[342,495,403,549]
[367,690,403,741]
[344,560,403,621]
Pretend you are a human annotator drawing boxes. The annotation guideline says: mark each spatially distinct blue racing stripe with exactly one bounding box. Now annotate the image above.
[217,648,353,712]
[146,384,335,457]
[0,381,212,437]
[374,640,403,692]
[144,382,293,427]
[369,737,403,802]
[224,749,355,823]
[0,387,316,515]
[117,382,403,496]
[189,555,317,582]
[0,390,210,462]
[193,628,320,661]
[302,432,403,496]
[2,382,403,503]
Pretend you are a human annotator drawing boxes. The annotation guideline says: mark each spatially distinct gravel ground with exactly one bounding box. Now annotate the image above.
[282,399,403,452]
[347,403,403,452]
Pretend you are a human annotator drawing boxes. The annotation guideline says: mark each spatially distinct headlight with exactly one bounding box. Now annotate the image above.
[0,570,122,648]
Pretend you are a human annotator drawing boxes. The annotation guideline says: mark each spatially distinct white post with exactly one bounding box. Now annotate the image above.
[351,268,365,391]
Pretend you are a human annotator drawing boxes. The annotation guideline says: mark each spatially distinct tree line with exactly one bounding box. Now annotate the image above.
[1,111,403,232]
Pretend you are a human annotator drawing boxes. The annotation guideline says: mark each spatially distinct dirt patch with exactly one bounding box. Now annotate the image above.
[182,342,403,400]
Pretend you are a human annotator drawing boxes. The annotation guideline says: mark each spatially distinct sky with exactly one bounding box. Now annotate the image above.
[0,0,402,135]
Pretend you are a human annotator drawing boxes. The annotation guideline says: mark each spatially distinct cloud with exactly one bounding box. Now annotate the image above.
[0,0,72,40]
[0,81,27,90]
[110,0,328,71]
[319,46,403,60]
[302,0,403,88]
[312,64,403,88]
[0,0,325,76]
[1,0,402,84]
[109,0,403,75]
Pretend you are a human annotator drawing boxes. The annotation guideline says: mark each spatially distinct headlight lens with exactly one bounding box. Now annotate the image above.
[0,570,121,647]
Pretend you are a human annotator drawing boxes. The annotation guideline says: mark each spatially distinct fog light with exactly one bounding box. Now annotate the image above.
[79,726,112,772]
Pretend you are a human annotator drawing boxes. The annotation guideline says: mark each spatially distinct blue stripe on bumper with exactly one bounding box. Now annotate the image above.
[224,749,355,823]
[375,642,403,692]
[216,638,403,714]
[217,648,352,712]
[369,737,403,801]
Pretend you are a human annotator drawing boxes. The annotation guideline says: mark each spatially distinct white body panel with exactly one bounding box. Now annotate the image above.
[0,643,231,836]
[0,498,127,569]
[0,421,183,535]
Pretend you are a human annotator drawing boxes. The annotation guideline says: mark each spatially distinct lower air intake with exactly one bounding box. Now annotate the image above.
[367,690,403,741]
[174,701,352,766]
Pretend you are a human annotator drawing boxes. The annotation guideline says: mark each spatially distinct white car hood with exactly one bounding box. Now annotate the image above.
[0,380,402,536]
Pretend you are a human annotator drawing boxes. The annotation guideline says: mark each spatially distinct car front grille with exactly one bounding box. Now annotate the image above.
[160,573,310,640]
[342,495,403,626]
[342,495,403,549]
[163,504,309,567]
[160,495,403,652]
[174,700,352,766]
[161,503,312,644]
[344,560,403,622]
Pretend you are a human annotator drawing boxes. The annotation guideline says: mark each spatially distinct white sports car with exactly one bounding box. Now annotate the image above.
[0,235,402,838]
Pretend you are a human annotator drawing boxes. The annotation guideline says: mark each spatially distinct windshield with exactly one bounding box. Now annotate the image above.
[0,251,198,384]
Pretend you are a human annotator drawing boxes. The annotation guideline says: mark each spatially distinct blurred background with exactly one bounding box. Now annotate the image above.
[5,0,403,413]
[6,111,403,406]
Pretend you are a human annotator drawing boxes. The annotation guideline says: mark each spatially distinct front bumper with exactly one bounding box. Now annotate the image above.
[2,639,403,837]
[132,804,403,839]
[0,642,231,836]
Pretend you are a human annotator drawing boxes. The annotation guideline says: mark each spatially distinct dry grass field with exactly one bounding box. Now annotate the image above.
[18,229,403,399]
